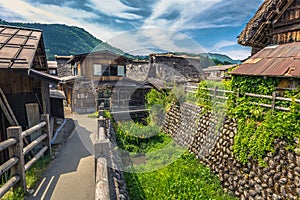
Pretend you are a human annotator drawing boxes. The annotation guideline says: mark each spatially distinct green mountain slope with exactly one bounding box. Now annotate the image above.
[0,19,126,60]
[203,53,241,64]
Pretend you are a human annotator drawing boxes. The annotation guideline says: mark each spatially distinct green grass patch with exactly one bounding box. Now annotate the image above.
[125,153,237,200]
[25,155,52,188]
[1,155,51,200]
[116,121,172,154]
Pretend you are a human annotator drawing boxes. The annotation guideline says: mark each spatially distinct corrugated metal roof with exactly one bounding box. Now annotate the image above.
[231,42,300,77]
[0,25,43,69]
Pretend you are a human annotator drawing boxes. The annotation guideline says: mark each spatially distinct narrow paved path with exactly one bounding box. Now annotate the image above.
[26,114,97,200]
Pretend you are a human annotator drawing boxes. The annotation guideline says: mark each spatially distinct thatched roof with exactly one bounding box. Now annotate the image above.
[238,0,293,47]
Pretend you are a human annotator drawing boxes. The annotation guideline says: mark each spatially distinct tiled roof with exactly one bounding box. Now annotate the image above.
[0,25,47,70]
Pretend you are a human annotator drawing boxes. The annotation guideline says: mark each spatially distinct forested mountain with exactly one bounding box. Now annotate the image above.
[0,19,124,60]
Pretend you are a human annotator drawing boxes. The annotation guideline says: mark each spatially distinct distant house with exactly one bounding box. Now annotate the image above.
[0,25,60,145]
[234,0,300,89]
[47,61,58,76]
[55,55,73,77]
[64,50,133,113]
[203,65,236,81]
[149,53,204,83]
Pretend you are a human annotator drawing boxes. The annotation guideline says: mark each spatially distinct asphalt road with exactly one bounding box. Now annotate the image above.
[26,114,97,200]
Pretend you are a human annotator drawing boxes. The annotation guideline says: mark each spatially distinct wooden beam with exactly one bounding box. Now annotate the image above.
[0,87,19,125]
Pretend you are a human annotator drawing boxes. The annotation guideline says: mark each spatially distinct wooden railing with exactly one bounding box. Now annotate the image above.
[185,85,300,112]
[0,114,51,198]
[94,103,110,200]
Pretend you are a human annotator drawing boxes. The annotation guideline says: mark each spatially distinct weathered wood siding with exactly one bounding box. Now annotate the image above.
[272,0,300,44]
[80,52,127,82]
[0,70,33,94]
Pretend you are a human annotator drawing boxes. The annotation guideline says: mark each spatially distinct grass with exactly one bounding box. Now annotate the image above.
[1,155,51,200]
[114,121,236,200]
[116,121,172,154]
[125,153,237,200]
[25,155,52,188]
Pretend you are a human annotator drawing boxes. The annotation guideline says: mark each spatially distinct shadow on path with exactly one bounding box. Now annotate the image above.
[26,115,97,200]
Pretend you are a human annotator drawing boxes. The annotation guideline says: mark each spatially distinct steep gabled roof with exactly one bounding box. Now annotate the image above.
[0,25,48,70]
[231,42,300,77]
[238,0,294,47]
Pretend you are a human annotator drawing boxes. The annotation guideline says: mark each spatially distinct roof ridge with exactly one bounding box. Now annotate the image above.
[0,24,43,32]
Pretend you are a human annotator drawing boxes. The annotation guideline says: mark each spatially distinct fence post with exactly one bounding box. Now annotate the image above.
[7,126,26,192]
[41,114,52,157]
[98,102,104,118]
[214,86,217,103]
[271,91,276,111]
[236,88,240,106]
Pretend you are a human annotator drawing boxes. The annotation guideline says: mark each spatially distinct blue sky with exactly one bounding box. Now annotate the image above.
[0,0,263,59]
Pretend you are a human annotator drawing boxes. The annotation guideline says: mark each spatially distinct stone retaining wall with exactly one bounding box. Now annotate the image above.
[107,120,130,200]
[163,103,300,200]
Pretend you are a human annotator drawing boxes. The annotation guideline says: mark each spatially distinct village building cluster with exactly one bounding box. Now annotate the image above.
[0,0,299,183]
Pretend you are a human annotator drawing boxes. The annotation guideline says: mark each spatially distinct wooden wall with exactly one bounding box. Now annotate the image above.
[272,0,300,44]
[80,52,127,81]
[0,70,33,94]
[0,69,44,129]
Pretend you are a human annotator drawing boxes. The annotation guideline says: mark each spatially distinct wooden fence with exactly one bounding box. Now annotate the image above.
[0,114,51,198]
[185,84,300,112]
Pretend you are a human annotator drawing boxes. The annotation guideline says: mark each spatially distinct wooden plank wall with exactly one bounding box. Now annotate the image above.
[272,0,300,44]
[0,70,32,94]
[81,52,127,81]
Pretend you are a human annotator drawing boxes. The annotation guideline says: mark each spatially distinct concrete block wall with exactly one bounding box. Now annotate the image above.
[163,103,300,200]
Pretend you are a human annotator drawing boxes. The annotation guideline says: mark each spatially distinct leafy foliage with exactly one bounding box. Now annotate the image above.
[116,121,172,153]
[193,76,300,165]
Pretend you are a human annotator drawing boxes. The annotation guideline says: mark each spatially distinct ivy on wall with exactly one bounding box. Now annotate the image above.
[195,76,300,165]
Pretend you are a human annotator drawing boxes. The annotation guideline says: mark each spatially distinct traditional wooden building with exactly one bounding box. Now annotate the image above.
[65,50,135,113]
[234,0,300,89]
[238,0,300,55]
[47,61,58,76]
[0,25,60,162]
[149,53,204,83]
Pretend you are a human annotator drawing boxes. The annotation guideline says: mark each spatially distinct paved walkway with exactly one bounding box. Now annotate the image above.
[26,114,97,200]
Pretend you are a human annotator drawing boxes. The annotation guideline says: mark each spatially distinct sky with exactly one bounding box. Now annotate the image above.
[0,0,264,60]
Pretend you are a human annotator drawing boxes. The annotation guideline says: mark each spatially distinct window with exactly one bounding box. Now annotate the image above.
[73,64,78,76]
[117,65,125,76]
[93,64,103,75]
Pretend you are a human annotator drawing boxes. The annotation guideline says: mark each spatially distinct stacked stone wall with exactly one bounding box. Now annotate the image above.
[163,103,300,200]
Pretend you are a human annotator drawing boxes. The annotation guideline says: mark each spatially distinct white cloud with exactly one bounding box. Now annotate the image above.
[107,28,207,55]
[211,40,237,51]
[143,0,221,31]
[87,0,142,20]
[212,48,251,60]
